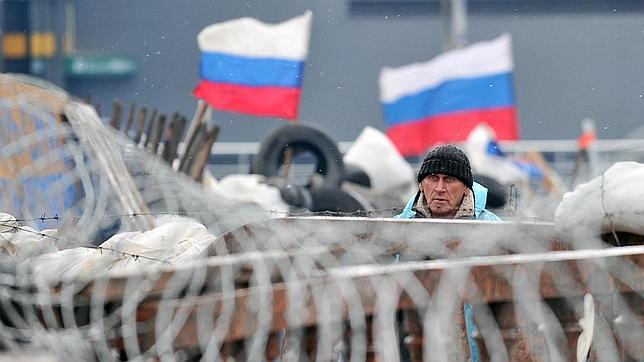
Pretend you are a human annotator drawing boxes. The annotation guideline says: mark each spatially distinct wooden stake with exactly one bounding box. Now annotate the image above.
[178,123,205,175]
[162,113,187,164]
[190,125,219,182]
[178,101,208,172]
[134,107,148,144]
[109,101,123,130]
[123,102,136,134]
[147,114,166,155]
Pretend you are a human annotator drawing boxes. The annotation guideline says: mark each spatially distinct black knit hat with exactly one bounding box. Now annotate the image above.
[417,145,473,188]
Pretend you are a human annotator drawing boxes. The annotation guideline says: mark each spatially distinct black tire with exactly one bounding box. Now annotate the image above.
[251,123,345,189]
[343,163,371,188]
[310,188,367,214]
[473,174,507,209]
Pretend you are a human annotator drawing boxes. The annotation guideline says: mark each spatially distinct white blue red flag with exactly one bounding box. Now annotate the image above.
[379,33,520,156]
[193,11,312,120]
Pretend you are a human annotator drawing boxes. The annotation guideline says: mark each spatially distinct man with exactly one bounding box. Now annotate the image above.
[395,144,499,361]
[396,144,500,221]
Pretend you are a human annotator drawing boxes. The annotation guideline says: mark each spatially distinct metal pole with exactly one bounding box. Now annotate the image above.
[441,0,468,51]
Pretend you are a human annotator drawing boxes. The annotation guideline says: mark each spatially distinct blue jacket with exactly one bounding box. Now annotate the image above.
[395,181,500,221]
[394,181,499,361]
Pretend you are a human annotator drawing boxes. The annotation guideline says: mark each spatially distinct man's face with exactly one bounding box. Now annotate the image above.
[419,173,467,219]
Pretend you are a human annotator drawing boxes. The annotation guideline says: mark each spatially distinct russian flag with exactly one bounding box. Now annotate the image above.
[379,33,520,156]
[193,12,312,120]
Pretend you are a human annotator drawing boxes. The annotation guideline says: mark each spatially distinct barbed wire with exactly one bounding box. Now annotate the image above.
[1,73,642,361]
[0,221,169,264]
[6,208,404,225]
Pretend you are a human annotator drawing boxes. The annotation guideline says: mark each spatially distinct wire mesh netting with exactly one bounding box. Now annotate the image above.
[0,73,642,361]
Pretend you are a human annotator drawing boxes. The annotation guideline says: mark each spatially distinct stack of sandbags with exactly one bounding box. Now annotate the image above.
[26,217,217,282]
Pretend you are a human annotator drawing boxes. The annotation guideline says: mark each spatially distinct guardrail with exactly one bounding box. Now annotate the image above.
[210,139,644,156]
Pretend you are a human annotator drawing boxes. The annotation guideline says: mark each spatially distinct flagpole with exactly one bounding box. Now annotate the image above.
[177,100,208,173]
[441,0,468,51]
[189,108,219,182]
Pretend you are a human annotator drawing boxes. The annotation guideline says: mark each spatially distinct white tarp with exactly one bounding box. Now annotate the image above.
[465,123,528,185]
[203,172,289,215]
[555,161,644,240]
[343,126,414,193]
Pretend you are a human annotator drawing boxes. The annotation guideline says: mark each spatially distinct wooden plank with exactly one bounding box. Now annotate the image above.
[178,102,208,173]
[162,113,186,164]
[146,113,166,155]
[123,102,136,134]
[134,106,149,144]
[118,248,642,352]
[189,125,218,182]
[178,123,205,175]
[64,219,562,305]
[206,217,560,257]
[68,247,336,302]
[109,101,123,130]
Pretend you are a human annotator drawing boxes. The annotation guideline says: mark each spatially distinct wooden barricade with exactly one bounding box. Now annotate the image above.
[34,219,644,360]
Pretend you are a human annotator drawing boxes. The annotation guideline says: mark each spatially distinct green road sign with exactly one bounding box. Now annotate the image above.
[65,53,137,78]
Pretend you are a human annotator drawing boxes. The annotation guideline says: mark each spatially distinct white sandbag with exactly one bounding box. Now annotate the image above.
[203,168,274,208]
[0,212,58,258]
[201,167,229,200]
[216,174,289,215]
[97,221,215,273]
[0,212,19,255]
[555,161,644,240]
[154,213,203,227]
[57,231,142,279]
[26,220,217,282]
[343,126,414,193]
[0,212,17,233]
[11,228,58,259]
[27,248,94,282]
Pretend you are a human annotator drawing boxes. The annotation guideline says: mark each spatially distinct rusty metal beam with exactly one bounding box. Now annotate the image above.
[208,217,559,257]
[109,247,642,351]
